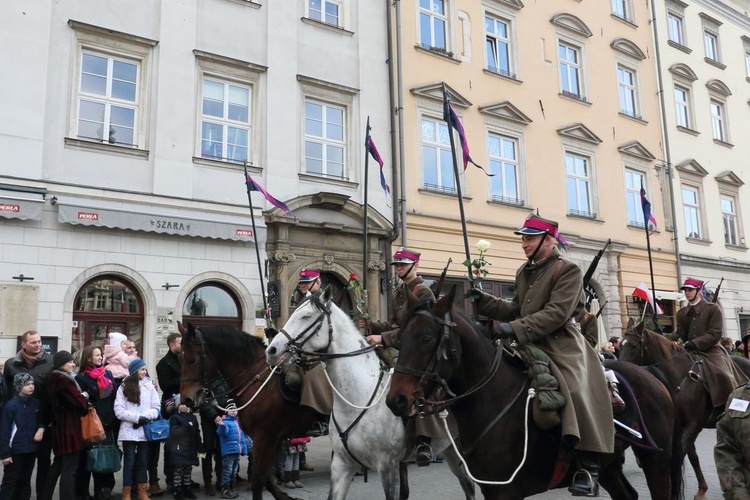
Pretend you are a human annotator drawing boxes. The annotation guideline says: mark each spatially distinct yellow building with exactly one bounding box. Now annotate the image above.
[391,0,677,336]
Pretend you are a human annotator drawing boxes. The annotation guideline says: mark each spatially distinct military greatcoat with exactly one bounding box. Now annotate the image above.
[714,383,750,499]
[674,298,748,407]
[475,248,614,454]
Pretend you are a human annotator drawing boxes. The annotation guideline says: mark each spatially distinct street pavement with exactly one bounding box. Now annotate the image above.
[45,429,721,498]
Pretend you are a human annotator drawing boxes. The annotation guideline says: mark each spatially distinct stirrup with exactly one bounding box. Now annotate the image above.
[416,444,433,467]
[568,469,599,497]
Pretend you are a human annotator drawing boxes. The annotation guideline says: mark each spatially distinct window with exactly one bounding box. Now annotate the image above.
[617,65,637,117]
[419,0,447,51]
[611,0,631,21]
[700,14,723,66]
[559,42,582,98]
[704,31,719,61]
[682,186,702,238]
[746,49,750,78]
[305,100,345,178]
[710,99,726,141]
[308,0,340,26]
[485,15,512,78]
[625,169,647,226]
[667,13,684,45]
[566,153,592,216]
[421,117,455,192]
[488,134,520,204]
[200,79,250,163]
[77,52,139,146]
[721,195,738,245]
[674,86,690,128]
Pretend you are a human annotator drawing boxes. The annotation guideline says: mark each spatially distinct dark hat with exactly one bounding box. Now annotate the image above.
[128,358,146,376]
[392,247,420,265]
[680,278,704,290]
[13,373,34,394]
[298,269,320,283]
[53,350,74,370]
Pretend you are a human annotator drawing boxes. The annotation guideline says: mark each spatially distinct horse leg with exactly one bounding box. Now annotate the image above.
[599,452,638,500]
[439,441,476,500]
[328,451,357,500]
[251,438,292,500]
[686,444,707,500]
[377,461,400,500]
[632,448,674,500]
[398,462,409,500]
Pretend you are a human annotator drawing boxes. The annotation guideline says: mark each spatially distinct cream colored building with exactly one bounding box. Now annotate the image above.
[656,0,750,339]
[391,0,678,337]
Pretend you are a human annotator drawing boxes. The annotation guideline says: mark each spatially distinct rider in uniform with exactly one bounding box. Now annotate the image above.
[466,214,614,497]
[671,278,748,412]
[714,381,750,498]
[360,248,442,466]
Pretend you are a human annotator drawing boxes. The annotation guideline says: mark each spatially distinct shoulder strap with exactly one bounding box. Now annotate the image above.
[551,259,566,287]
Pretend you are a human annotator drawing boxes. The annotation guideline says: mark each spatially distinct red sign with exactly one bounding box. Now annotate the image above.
[0,204,20,212]
[78,212,99,220]
[236,229,253,237]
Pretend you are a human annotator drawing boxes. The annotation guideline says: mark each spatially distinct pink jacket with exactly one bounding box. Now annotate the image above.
[103,344,131,380]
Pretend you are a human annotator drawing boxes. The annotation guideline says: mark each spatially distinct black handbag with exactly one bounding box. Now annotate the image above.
[143,412,170,442]
[86,444,123,473]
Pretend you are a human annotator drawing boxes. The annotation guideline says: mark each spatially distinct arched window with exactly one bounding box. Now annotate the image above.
[72,276,144,353]
[182,283,242,330]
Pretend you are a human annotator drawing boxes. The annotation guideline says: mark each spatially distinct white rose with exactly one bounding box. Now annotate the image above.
[476,239,491,252]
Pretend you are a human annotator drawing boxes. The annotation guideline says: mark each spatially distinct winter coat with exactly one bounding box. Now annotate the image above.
[714,383,750,499]
[114,377,160,442]
[48,371,89,456]
[76,369,117,430]
[102,345,131,380]
[674,299,749,407]
[156,351,181,403]
[0,395,42,458]
[165,412,202,466]
[370,276,435,348]
[474,247,614,454]
[3,351,53,422]
[216,415,249,457]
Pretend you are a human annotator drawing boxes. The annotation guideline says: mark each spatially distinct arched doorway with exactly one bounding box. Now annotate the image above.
[182,282,242,330]
[72,276,144,353]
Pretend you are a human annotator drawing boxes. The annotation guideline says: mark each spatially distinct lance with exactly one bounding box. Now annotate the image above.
[363,117,371,291]
[243,162,269,323]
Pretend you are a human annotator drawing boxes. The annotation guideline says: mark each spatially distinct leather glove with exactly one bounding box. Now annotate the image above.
[683,341,697,352]
[465,288,484,304]
[492,322,517,342]
[264,327,278,339]
[133,416,149,429]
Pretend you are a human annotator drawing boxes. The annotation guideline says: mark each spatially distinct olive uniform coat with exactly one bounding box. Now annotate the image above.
[714,382,750,499]
[474,248,614,454]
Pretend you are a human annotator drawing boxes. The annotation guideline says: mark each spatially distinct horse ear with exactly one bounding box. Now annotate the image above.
[177,321,186,334]
[405,283,419,306]
[626,317,634,330]
[635,320,645,333]
[434,285,456,315]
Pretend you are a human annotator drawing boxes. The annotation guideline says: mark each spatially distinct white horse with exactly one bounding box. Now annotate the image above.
[266,291,475,500]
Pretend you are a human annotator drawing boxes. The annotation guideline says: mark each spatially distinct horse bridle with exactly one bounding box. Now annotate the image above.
[624,327,706,390]
[394,308,503,416]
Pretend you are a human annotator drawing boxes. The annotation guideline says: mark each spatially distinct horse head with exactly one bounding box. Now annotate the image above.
[179,322,217,409]
[386,286,461,418]
[266,289,334,367]
[620,318,682,366]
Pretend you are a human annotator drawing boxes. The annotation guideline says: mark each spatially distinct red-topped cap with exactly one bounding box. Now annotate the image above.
[680,278,704,290]
[513,214,569,249]
[392,247,420,265]
[298,269,320,283]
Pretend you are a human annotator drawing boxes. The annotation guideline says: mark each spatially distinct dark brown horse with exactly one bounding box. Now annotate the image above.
[619,320,750,500]
[385,288,682,500]
[179,323,313,500]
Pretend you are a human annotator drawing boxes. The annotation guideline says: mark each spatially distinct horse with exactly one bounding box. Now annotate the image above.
[385,287,682,500]
[265,291,476,500]
[619,319,750,500]
[179,323,314,500]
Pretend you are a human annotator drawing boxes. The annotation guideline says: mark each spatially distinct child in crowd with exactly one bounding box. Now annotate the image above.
[216,402,249,499]
[164,396,202,500]
[0,374,44,500]
[282,435,310,489]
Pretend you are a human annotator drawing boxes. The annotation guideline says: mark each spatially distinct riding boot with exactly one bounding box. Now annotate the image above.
[282,364,302,390]
[604,370,626,413]
[568,450,600,497]
[415,436,433,467]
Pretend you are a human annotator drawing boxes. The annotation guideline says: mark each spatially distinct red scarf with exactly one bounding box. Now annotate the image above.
[21,349,43,368]
[84,365,113,397]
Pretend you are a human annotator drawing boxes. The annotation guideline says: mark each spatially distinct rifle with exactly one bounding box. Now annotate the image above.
[583,238,611,288]
[712,277,724,303]
[433,258,452,297]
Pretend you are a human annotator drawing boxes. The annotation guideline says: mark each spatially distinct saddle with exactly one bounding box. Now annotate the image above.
[277,372,303,405]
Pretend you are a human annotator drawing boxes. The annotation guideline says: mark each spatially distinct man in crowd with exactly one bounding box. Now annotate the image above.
[4,331,54,498]
[156,332,183,495]
[714,380,750,497]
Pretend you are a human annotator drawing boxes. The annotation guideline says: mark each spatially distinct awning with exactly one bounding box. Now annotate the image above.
[57,196,259,242]
[0,188,46,221]
[656,290,684,301]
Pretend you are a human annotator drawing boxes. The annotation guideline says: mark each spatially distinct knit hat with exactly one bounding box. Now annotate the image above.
[108,332,127,347]
[13,373,34,394]
[225,400,238,412]
[128,358,146,376]
[53,350,74,370]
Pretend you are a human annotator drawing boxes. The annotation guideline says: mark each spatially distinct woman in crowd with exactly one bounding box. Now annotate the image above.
[76,345,118,500]
[49,350,90,500]
[114,359,159,500]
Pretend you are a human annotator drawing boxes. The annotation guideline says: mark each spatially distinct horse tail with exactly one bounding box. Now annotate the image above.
[669,421,685,500]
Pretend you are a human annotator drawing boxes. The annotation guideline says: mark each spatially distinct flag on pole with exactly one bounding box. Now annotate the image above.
[365,135,391,202]
[443,101,493,176]
[245,175,295,216]
[640,187,657,230]
[632,281,664,314]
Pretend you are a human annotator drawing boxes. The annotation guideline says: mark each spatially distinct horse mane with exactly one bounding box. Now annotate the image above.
[195,324,266,362]
[634,322,683,363]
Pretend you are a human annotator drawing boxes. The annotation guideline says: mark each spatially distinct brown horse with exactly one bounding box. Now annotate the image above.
[385,287,682,500]
[619,320,750,500]
[179,323,313,500]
